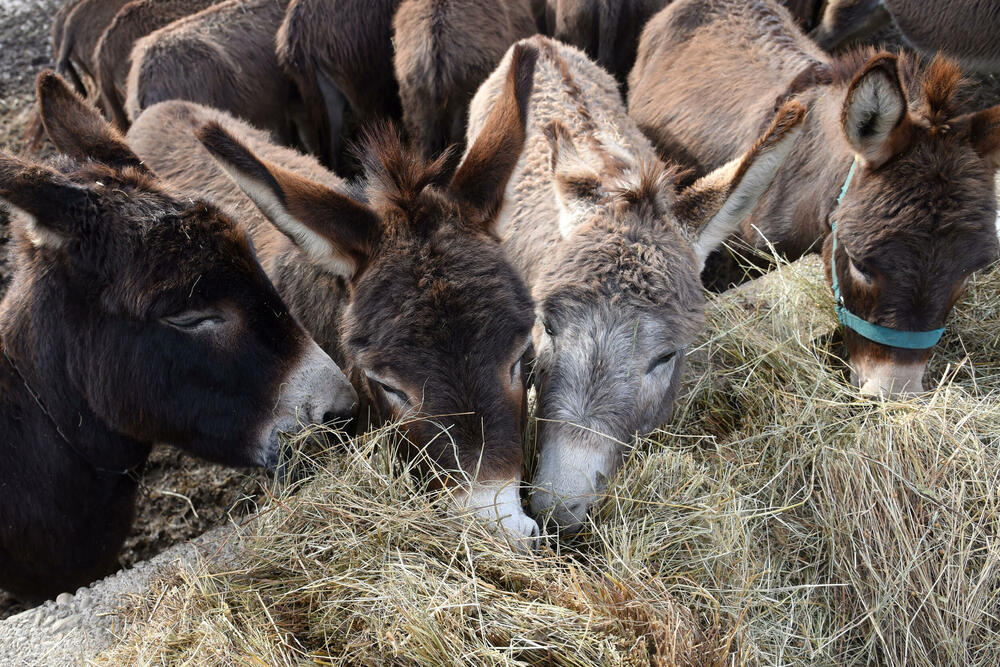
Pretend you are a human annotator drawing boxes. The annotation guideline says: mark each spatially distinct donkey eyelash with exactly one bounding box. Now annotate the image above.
[646,350,678,374]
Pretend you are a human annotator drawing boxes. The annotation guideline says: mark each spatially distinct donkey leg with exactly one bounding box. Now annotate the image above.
[811,0,890,51]
[317,69,347,173]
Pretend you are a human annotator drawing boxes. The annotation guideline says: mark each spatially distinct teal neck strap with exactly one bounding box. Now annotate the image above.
[830,159,946,350]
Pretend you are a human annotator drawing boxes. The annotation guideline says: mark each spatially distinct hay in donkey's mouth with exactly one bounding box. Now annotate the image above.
[98,256,1000,666]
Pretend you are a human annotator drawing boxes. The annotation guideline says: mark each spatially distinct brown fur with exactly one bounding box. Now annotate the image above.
[0,71,350,602]
[125,0,300,147]
[277,0,403,168]
[54,0,132,98]
[629,0,1000,391]
[814,0,1000,73]
[546,0,670,87]
[94,0,217,130]
[128,46,543,532]
[393,0,537,159]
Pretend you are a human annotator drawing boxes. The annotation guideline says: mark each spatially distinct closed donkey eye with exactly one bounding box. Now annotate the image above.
[365,372,409,406]
[646,350,678,374]
[161,309,226,332]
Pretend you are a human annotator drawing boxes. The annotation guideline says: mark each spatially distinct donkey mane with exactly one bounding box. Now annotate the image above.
[355,123,460,222]
[830,48,971,126]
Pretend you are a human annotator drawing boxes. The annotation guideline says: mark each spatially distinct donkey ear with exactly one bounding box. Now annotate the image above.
[36,70,150,174]
[841,54,908,168]
[966,105,1000,169]
[450,41,538,226]
[544,121,602,238]
[0,151,93,248]
[196,122,379,278]
[674,101,805,270]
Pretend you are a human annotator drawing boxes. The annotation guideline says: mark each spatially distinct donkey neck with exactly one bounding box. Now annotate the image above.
[0,265,150,476]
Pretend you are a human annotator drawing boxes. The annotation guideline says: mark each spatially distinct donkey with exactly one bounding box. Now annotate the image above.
[393,0,537,160]
[545,0,669,87]
[127,44,544,543]
[54,0,132,99]
[0,71,356,602]
[277,0,403,170]
[466,36,805,531]
[125,0,302,148]
[94,0,217,131]
[629,0,1000,397]
[812,0,1000,74]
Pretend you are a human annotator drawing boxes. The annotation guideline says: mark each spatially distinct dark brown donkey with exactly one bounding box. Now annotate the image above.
[94,0,217,130]
[629,0,1000,396]
[127,45,543,544]
[393,0,537,160]
[54,0,132,98]
[277,0,403,170]
[126,0,302,147]
[812,0,1000,74]
[0,72,356,603]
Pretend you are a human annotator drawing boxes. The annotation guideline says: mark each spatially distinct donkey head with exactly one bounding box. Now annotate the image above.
[530,103,806,531]
[826,52,1000,396]
[196,45,541,545]
[0,71,356,469]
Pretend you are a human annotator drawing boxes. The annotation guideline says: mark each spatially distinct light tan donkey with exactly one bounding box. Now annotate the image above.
[467,35,804,531]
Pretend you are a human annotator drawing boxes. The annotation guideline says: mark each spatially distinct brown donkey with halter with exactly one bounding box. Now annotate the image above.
[630,0,1000,397]
[127,45,544,544]
[0,72,357,603]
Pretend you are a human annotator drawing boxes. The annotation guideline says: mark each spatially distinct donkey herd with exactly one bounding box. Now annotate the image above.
[1,0,998,605]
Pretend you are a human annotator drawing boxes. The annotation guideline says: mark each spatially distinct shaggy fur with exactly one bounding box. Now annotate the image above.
[94,0,217,130]
[277,0,403,168]
[125,0,300,147]
[629,0,1000,394]
[393,0,537,159]
[54,0,131,98]
[128,45,543,538]
[0,72,353,603]
[814,0,1000,73]
[467,36,803,529]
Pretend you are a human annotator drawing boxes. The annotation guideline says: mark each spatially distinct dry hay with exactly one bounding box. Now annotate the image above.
[97,256,1000,666]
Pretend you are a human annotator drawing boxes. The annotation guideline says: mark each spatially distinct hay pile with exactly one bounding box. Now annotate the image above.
[98,256,1000,666]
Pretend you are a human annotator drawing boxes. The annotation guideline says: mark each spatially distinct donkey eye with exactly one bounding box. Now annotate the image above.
[161,310,225,331]
[849,257,874,283]
[510,359,522,384]
[367,374,409,405]
[646,350,677,374]
[543,321,556,337]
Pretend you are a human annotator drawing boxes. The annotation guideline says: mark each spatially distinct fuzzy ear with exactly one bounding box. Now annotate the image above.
[0,151,93,248]
[451,41,538,225]
[967,105,1000,169]
[674,101,806,269]
[841,53,908,168]
[196,122,379,278]
[36,70,150,174]
[544,121,603,238]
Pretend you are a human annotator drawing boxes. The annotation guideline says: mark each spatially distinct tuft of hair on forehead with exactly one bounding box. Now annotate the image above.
[352,121,461,217]
[608,160,689,221]
[832,47,971,127]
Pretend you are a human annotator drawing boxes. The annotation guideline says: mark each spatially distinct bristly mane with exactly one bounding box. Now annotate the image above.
[353,122,460,217]
[830,47,971,126]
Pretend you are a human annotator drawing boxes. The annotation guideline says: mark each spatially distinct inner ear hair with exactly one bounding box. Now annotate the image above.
[36,70,150,174]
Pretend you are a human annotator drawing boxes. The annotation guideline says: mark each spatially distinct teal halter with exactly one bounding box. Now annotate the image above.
[830,159,946,350]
